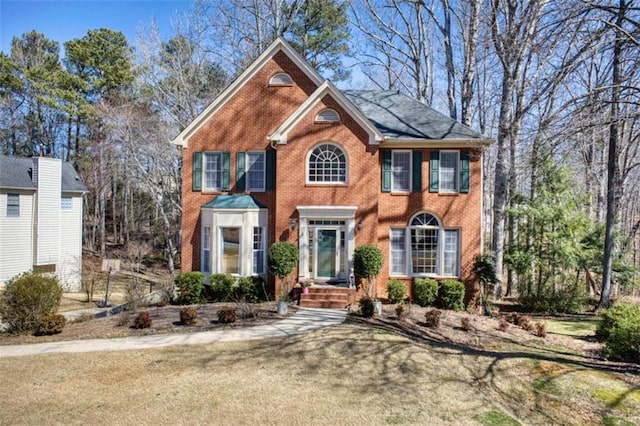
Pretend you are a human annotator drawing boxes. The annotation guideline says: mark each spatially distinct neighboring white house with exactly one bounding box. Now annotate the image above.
[0,156,87,291]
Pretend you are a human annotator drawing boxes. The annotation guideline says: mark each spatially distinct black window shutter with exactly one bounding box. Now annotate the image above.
[382,151,391,192]
[429,150,439,192]
[222,152,231,190]
[266,150,276,191]
[192,151,202,191]
[236,152,246,191]
[460,151,470,193]
[412,150,422,192]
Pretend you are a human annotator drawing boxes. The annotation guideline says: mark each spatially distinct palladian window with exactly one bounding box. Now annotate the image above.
[307,143,347,184]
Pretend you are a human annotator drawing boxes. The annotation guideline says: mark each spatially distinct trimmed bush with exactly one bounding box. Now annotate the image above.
[353,244,383,297]
[461,317,473,332]
[174,272,205,305]
[179,307,198,325]
[534,322,547,338]
[235,276,264,303]
[413,278,438,307]
[596,302,640,362]
[0,272,63,334]
[267,242,298,279]
[209,273,235,302]
[437,279,465,311]
[218,307,237,324]
[359,297,375,318]
[386,279,407,304]
[498,319,509,332]
[35,313,66,336]
[424,308,442,328]
[133,311,152,329]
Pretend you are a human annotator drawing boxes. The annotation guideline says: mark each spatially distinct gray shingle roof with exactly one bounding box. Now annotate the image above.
[0,155,87,192]
[344,90,482,141]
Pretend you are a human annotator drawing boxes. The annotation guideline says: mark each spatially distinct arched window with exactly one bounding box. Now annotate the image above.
[307,143,347,183]
[390,212,459,277]
[315,108,340,123]
[269,72,293,86]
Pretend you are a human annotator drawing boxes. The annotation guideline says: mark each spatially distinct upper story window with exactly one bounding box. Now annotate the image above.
[6,193,19,217]
[315,108,340,123]
[269,72,293,86]
[439,151,459,193]
[429,150,470,193]
[246,152,265,192]
[392,151,411,192]
[204,152,223,191]
[307,143,347,184]
[61,196,73,211]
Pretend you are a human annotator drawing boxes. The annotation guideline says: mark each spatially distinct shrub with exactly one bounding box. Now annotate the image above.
[359,296,375,318]
[498,319,510,332]
[353,244,383,297]
[35,313,66,336]
[0,272,63,334]
[519,285,585,314]
[597,302,640,362]
[209,273,235,302]
[461,317,473,332]
[518,315,534,332]
[424,308,442,328]
[386,279,407,304]
[268,242,298,279]
[534,322,547,338]
[180,307,198,325]
[437,279,465,311]
[235,276,264,303]
[218,307,237,324]
[174,272,205,305]
[413,278,438,307]
[395,303,410,322]
[133,311,152,329]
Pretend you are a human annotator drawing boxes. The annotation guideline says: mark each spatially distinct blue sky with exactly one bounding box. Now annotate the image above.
[0,0,193,55]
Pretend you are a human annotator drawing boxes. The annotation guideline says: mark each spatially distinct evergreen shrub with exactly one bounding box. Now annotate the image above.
[413,278,438,307]
[174,272,205,305]
[386,279,407,304]
[437,279,465,311]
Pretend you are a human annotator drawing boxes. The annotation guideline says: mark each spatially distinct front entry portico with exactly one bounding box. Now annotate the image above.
[296,206,357,282]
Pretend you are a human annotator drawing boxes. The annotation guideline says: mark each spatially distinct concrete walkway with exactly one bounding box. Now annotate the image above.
[0,308,347,358]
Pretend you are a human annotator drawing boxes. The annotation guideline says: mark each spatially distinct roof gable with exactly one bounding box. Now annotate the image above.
[172,37,324,148]
[269,81,384,145]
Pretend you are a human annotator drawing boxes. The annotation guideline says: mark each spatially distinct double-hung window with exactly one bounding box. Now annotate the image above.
[252,227,265,275]
[247,152,265,192]
[6,193,19,217]
[391,151,411,192]
[439,151,459,193]
[202,226,211,274]
[389,212,460,277]
[204,152,222,191]
[61,196,73,211]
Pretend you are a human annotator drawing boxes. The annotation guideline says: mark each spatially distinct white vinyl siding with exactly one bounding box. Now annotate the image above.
[439,151,459,193]
[247,152,265,192]
[204,152,222,191]
[0,191,34,282]
[392,151,411,192]
[35,158,61,266]
[58,195,83,290]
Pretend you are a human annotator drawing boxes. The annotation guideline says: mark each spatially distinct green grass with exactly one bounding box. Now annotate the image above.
[474,410,521,426]
[603,416,636,426]
[544,317,599,337]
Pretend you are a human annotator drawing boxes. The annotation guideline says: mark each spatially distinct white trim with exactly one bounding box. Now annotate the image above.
[172,37,323,147]
[269,81,384,145]
[246,151,266,192]
[391,150,412,193]
[306,142,348,185]
[269,72,293,86]
[380,138,492,148]
[439,150,459,194]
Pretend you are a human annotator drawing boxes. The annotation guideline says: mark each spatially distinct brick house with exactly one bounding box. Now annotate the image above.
[173,38,490,302]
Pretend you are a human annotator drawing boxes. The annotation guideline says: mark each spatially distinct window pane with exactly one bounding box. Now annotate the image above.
[204,153,221,190]
[247,152,265,192]
[411,228,438,274]
[440,152,458,192]
[222,227,240,274]
[390,229,406,275]
[392,152,410,192]
[443,229,459,276]
[61,196,73,211]
[252,227,265,274]
[308,144,346,183]
[7,193,19,217]
[202,226,211,274]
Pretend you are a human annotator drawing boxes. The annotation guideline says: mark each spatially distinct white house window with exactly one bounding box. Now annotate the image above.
[269,72,293,86]
[252,227,265,275]
[308,143,347,183]
[390,212,460,277]
[440,151,459,193]
[390,228,406,275]
[6,193,19,217]
[202,226,211,274]
[247,152,265,192]
[392,151,411,192]
[315,108,340,123]
[204,152,222,191]
[61,196,73,211]
[221,227,240,275]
